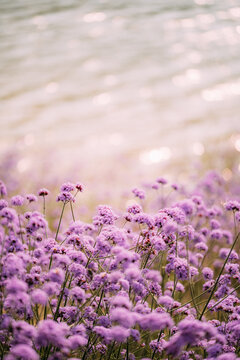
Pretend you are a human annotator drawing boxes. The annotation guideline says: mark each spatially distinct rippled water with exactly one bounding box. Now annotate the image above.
[0,0,240,177]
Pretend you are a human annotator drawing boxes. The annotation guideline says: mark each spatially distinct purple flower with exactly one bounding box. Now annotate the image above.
[38,188,49,196]
[60,182,75,192]
[11,195,25,206]
[6,278,27,294]
[210,219,221,229]
[158,295,174,309]
[0,207,17,223]
[127,203,142,214]
[0,180,7,196]
[68,335,87,349]
[69,263,86,277]
[218,354,237,360]
[42,281,61,297]
[75,182,84,192]
[219,248,238,261]
[56,191,75,202]
[156,177,168,185]
[26,212,47,234]
[111,295,132,310]
[48,268,65,284]
[94,325,130,343]
[207,343,222,357]
[225,263,239,276]
[93,205,118,226]
[202,267,214,280]
[97,315,111,328]
[5,344,39,360]
[165,207,186,224]
[4,292,31,317]
[176,200,195,216]
[133,213,153,228]
[224,200,240,211]
[138,312,173,331]
[154,212,168,228]
[70,287,86,303]
[203,280,215,291]
[195,242,208,252]
[171,183,179,190]
[210,229,223,240]
[0,198,8,210]
[12,320,37,344]
[2,254,25,278]
[174,257,189,281]
[31,289,48,305]
[108,326,130,342]
[26,194,38,203]
[125,266,141,282]
[36,320,69,348]
[166,319,217,357]
[130,329,140,341]
[132,188,146,200]
[110,308,138,328]
[144,270,162,283]
[163,219,177,235]
[149,337,166,353]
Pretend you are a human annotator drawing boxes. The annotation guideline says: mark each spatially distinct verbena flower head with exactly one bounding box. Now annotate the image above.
[11,195,25,206]
[202,267,214,280]
[31,289,48,305]
[38,188,49,196]
[60,182,75,192]
[56,191,75,202]
[127,203,142,214]
[138,312,173,331]
[132,188,146,200]
[156,177,168,185]
[110,307,138,328]
[6,278,27,294]
[93,205,118,226]
[5,344,39,360]
[26,194,38,203]
[36,320,69,348]
[0,198,8,210]
[0,180,7,196]
[75,182,84,192]
[224,200,240,211]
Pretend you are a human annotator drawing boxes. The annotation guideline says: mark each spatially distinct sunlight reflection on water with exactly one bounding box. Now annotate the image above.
[0,0,240,179]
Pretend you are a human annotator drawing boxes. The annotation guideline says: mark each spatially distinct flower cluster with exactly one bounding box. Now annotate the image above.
[0,171,240,360]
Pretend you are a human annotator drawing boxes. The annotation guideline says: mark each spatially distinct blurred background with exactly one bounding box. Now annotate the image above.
[0,0,240,197]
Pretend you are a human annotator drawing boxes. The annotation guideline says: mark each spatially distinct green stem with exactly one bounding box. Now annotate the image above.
[107,341,116,360]
[199,231,240,320]
[205,283,240,314]
[116,343,122,359]
[186,234,199,315]
[55,202,66,242]
[151,330,163,359]
[175,284,215,311]
[70,201,75,222]
[54,270,69,321]
[43,195,46,217]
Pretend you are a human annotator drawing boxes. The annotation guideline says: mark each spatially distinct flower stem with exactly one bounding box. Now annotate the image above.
[70,201,75,222]
[55,202,66,242]
[198,231,240,320]
[205,283,240,314]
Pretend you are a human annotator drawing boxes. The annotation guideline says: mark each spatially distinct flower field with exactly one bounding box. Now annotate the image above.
[0,171,240,360]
